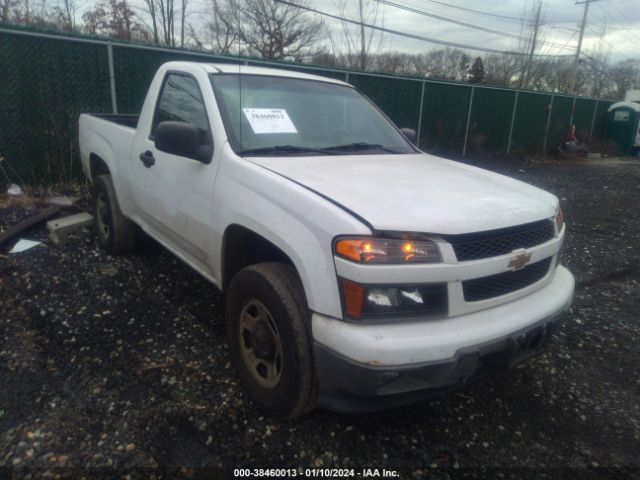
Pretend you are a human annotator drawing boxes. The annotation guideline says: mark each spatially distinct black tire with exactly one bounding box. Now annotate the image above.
[225,262,318,419]
[93,174,136,254]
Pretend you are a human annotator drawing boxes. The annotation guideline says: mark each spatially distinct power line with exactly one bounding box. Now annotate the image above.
[418,0,529,24]
[594,2,640,45]
[545,30,578,57]
[274,0,573,56]
[376,0,577,53]
[539,30,561,56]
[582,53,615,76]
[377,0,527,41]
[604,0,640,29]
[583,8,639,64]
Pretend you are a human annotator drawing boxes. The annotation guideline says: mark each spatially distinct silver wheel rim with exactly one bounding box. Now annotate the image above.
[238,298,283,389]
[96,192,110,238]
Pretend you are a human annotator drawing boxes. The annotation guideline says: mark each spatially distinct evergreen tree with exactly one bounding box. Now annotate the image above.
[469,56,485,84]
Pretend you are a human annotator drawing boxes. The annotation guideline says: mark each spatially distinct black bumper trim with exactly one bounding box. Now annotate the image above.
[314,308,568,414]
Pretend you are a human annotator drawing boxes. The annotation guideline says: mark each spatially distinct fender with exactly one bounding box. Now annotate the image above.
[79,114,136,216]
[213,148,371,319]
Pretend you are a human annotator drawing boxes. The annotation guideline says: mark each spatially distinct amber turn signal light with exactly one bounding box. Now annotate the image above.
[340,279,365,318]
[555,207,564,232]
[334,237,440,264]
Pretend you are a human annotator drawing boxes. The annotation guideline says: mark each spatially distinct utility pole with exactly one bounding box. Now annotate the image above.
[570,0,602,94]
[359,0,366,71]
[521,1,542,89]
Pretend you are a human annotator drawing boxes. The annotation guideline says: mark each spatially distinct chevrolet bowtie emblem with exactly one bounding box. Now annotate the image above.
[508,249,532,271]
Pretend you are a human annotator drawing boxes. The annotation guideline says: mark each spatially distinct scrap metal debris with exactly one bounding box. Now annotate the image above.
[8,238,43,254]
[0,205,60,247]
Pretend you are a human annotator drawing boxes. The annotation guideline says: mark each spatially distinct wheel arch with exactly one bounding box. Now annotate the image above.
[221,224,297,292]
[89,153,111,183]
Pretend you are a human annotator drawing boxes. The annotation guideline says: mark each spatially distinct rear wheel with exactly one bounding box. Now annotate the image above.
[93,175,136,254]
[226,262,317,419]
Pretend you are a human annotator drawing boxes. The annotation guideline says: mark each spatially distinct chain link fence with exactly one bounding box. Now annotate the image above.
[0,23,615,186]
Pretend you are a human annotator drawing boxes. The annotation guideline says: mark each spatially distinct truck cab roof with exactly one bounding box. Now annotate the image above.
[161,61,351,87]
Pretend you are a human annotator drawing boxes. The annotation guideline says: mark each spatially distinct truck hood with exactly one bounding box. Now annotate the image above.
[249,153,558,234]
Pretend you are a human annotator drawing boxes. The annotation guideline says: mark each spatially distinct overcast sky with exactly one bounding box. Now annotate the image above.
[306,0,640,62]
[119,0,640,62]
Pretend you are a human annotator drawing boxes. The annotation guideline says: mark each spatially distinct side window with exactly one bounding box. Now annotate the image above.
[152,73,211,147]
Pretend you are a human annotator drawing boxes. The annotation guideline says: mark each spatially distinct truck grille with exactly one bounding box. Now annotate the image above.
[462,257,552,302]
[444,219,555,262]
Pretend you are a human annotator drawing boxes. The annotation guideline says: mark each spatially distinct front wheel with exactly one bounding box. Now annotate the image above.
[225,262,317,419]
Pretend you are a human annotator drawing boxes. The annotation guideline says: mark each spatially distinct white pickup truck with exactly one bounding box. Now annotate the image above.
[79,61,574,418]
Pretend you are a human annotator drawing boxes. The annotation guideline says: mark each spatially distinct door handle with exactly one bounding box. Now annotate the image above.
[139,150,155,168]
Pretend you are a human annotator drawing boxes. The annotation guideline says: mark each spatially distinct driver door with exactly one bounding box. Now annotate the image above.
[130,72,217,267]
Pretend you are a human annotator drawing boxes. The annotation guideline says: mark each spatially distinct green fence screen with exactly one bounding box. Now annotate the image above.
[350,74,422,134]
[467,88,516,154]
[420,82,471,153]
[0,24,615,186]
[574,97,595,139]
[592,100,614,140]
[510,92,552,153]
[113,46,240,114]
[0,31,111,184]
[547,96,574,150]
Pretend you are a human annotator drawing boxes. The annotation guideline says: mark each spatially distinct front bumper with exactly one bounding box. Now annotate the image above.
[312,265,574,413]
[316,308,566,413]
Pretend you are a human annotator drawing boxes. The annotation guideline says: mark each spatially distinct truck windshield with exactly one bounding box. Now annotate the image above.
[210,74,415,156]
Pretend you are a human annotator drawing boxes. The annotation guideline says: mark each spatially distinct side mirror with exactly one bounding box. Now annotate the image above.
[400,128,417,145]
[155,121,210,162]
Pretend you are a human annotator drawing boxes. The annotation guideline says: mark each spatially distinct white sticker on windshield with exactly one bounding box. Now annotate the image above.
[242,108,298,134]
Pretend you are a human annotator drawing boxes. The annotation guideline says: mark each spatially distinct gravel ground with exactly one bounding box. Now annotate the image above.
[0,157,639,479]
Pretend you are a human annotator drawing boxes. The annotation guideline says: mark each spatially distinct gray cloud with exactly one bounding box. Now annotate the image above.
[310,0,640,61]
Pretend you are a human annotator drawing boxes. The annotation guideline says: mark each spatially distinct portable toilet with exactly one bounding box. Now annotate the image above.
[604,102,640,155]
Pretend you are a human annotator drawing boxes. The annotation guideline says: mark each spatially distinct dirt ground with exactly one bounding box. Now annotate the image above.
[1,156,639,479]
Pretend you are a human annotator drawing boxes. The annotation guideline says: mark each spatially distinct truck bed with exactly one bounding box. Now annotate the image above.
[78,113,138,191]
[88,113,139,129]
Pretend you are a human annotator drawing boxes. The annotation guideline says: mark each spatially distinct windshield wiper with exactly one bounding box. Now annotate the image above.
[239,145,339,156]
[322,142,399,153]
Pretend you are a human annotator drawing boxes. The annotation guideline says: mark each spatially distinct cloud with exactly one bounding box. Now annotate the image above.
[309,0,639,62]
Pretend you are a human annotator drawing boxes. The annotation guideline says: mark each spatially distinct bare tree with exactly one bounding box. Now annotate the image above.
[311,51,346,69]
[55,0,83,30]
[210,0,236,53]
[141,0,159,43]
[483,54,520,86]
[416,48,471,81]
[140,0,176,45]
[83,0,147,40]
[332,0,384,71]
[1,0,20,22]
[581,26,612,98]
[224,0,323,60]
[528,57,575,93]
[608,59,640,99]
[179,0,186,47]
[157,0,175,46]
[516,0,546,89]
[7,0,55,25]
[371,51,416,75]
[190,0,237,54]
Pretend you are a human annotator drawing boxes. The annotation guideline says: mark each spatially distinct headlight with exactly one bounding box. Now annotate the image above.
[555,207,564,233]
[340,279,448,319]
[334,237,441,264]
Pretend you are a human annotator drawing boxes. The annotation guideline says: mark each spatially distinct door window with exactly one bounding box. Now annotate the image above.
[152,73,212,149]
